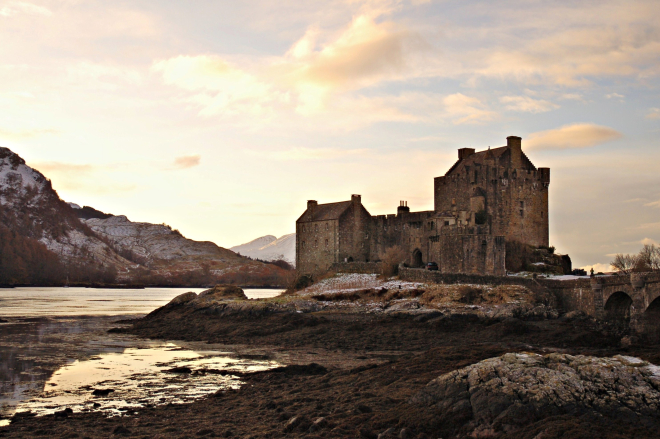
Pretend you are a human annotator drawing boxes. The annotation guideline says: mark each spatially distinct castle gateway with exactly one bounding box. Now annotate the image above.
[296,136,550,276]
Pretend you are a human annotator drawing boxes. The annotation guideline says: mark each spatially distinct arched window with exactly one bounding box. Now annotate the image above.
[325,223,329,231]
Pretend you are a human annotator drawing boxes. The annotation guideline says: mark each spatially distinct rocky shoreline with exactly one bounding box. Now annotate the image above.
[2,279,660,438]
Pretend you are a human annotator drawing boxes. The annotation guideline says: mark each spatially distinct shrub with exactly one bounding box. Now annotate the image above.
[457,286,482,304]
[379,245,407,277]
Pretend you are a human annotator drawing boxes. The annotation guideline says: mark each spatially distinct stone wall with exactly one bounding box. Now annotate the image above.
[328,262,382,275]
[296,218,339,275]
[429,228,505,275]
[539,278,594,315]
[433,137,549,248]
[338,200,372,265]
[399,267,547,293]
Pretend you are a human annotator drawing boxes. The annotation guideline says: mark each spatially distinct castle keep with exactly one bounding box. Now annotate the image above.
[296,136,550,276]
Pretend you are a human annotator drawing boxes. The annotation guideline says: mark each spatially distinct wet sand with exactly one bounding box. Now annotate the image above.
[3,305,660,438]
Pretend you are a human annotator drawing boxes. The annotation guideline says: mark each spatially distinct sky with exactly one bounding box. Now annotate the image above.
[1,0,659,270]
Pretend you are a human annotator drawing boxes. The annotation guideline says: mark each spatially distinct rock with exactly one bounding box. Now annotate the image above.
[284,416,301,432]
[308,416,328,432]
[313,417,328,427]
[563,310,586,320]
[91,388,114,397]
[198,285,247,301]
[112,425,130,435]
[377,427,395,438]
[0,317,7,323]
[356,404,372,414]
[54,407,73,417]
[166,292,197,307]
[410,352,660,436]
[398,428,411,439]
[195,428,213,436]
[165,366,192,374]
[268,363,327,376]
[359,427,378,439]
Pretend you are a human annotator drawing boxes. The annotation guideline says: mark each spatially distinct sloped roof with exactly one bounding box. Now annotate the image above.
[297,201,352,223]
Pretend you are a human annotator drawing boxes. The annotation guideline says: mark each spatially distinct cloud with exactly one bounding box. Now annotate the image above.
[646,108,660,120]
[152,9,427,120]
[251,147,370,161]
[581,263,613,273]
[525,123,622,150]
[0,1,51,17]
[559,94,584,101]
[638,222,660,231]
[641,237,659,246]
[644,200,660,208]
[605,93,625,100]
[443,93,496,125]
[172,155,201,169]
[0,127,60,140]
[32,162,94,175]
[500,96,559,113]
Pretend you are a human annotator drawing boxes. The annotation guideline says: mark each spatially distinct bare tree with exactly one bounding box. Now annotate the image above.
[611,253,638,274]
[638,244,660,271]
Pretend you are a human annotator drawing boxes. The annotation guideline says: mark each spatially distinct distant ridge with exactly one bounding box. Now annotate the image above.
[231,233,295,265]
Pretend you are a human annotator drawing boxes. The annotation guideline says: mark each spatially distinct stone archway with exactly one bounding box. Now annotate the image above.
[604,291,633,327]
[412,249,423,268]
[643,296,660,340]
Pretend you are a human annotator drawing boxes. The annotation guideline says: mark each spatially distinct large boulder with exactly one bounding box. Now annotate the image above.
[166,291,197,307]
[410,352,660,436]
[198,284,247,301]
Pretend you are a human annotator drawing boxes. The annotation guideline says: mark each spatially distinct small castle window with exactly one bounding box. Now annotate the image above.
[302,241,306,249]
[314,240,318,247]
[325,239,328,247]
[325,223,329,231]
[520,210,524,217]
[444,221,449,226]
[520,201,524,208]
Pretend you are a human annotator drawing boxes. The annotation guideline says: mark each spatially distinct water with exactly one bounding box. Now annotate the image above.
[0,287,283,317]
[0,287,284,426]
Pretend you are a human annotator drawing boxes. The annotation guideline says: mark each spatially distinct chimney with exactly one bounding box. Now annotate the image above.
[351,194,361,205]
[458,148,475,160]
[397,200,410,215]
[307,200,318,211]
[507,136,522,169]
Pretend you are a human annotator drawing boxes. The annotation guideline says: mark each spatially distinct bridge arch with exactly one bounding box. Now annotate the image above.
[604,291,633,326]
[643,296,660,339]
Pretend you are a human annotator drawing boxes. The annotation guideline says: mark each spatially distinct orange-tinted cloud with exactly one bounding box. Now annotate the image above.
[525,123,622,150]
[173,155,201,169]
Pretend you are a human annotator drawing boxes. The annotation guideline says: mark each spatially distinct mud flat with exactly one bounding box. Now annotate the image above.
[3,278,660,438]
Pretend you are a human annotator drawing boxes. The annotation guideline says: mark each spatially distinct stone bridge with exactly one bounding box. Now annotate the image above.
[589,272,660,333]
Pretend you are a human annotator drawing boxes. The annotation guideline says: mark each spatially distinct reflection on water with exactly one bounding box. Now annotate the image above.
[14,343,278,419]
[0,287,284,426]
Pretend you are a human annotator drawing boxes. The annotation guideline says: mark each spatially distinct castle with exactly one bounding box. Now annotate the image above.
[296,136,550,276]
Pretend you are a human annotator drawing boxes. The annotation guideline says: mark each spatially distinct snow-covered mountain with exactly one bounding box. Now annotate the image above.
[0,146,291,286]
[0,147,133,274]
[231,233,296,265]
